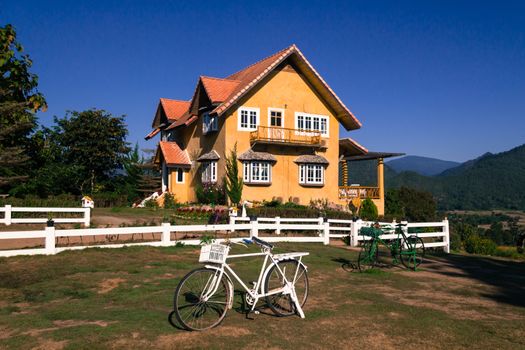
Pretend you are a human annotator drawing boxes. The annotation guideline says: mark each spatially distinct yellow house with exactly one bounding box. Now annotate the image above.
[146,45,401,215]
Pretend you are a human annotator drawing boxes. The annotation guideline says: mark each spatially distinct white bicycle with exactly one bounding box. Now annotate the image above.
[173,236,309,331]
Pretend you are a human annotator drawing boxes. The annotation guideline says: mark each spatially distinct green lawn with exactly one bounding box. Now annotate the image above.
[0,243,524,349]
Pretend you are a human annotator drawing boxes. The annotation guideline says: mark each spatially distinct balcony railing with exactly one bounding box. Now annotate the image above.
[250,126,323,147]
[339,186,380,199]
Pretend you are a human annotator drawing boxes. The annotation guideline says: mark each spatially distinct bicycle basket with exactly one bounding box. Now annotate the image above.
[359,226,383,238]
[199,244,230,264]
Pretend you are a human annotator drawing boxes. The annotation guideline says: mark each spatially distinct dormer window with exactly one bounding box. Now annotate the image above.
[202,113,218,134]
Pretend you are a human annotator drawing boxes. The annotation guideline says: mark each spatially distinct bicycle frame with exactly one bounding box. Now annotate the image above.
[201,248,308,318]
[362,224,413,261]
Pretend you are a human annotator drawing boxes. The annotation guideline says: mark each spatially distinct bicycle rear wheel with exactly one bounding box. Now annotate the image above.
[173,267,230,331]
[358,239,379,272]
[264,260,308,317]
[400,236,425,270]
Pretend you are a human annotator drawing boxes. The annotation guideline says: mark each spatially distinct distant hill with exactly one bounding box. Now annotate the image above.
[387,156,460,176]
[438,152,492,177]
[387,144,525,210]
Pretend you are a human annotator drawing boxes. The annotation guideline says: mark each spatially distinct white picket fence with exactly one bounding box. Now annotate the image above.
[0,205,91,227]
[0,215,449,258]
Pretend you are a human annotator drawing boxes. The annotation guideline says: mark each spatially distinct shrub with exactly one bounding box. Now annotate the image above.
[449,231,462,251]
[224,143,243,205]
[144,198,159,209]
[464,235,497,255]
[163,192,177,209]
[196,183,226,205]
[309,198,330,210]
[262,198,282,207]
[247,207,353,220]
[359,198,378,221]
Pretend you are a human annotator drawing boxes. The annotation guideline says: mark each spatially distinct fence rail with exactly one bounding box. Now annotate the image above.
[0,215,449,257]
[0,205,90,227]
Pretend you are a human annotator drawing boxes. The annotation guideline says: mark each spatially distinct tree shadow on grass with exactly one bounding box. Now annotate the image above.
[425,253,525,308]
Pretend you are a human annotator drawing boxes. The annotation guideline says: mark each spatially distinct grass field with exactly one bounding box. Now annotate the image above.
[0,243,524,349]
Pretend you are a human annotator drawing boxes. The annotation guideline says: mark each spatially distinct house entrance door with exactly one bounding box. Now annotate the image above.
[269,109,284,140]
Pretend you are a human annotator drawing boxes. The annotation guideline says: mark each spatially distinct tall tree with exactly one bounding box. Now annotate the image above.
[0,24,47,189]
[46,109,130,194]
[224,143,243,205]
[136,148,161,195]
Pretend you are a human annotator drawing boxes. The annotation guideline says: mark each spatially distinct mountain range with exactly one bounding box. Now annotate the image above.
[385,144,525,210]
[386,156,460,176]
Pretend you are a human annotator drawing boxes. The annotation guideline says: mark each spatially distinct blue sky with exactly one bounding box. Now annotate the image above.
[3,0,524,162]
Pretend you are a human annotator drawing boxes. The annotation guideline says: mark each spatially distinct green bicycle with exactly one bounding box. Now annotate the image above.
[357,223,425,271]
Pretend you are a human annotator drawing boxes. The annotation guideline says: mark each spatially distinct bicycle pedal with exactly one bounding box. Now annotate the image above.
[254,311,260,315]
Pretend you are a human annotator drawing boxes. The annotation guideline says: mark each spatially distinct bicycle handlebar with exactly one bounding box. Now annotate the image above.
[243,237,274,250]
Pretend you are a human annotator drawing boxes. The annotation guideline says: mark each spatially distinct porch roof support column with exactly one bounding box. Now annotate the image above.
[341,160,348,186]
[377,158,385,215]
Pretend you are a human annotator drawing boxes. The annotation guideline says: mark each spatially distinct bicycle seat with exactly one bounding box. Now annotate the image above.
[251,236,274,250]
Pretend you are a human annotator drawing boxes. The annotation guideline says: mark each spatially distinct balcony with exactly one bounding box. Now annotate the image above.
[250,126,324,147]
[339,186,380,199]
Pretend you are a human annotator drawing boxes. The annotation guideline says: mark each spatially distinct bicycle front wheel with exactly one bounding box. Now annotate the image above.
[400,236,425,270]
[358,239,378,272]
[265,260,309,317]
[173,267,230,331]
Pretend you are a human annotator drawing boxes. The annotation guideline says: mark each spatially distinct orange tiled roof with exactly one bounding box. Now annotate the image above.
[152,44,362,134]
[160,98,190,121]
[200,76,240,104]
[157,141,191,166]
[339,137,369,157]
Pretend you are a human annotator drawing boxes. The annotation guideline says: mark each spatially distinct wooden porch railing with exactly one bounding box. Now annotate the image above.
[250,126,322,146]
[338,186,380,199]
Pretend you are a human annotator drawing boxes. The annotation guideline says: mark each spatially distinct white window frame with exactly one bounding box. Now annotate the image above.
[238,107,260,131]
[202,113,218,134]
[267,108,285,128]
[299,163,324,185]
[242,161,272,184]
[294,112,329,137]
[175,167,185,184]
[201,161,217,183]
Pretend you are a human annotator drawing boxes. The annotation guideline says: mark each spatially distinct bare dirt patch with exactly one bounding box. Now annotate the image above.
[33,338,68,350]
[112,326,252,349]
[0,326,16,340]
[22,319,116,337]
[154,326,251,348]
[98,278,126,294]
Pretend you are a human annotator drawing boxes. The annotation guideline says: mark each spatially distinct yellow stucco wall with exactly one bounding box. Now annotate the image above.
[168,167,192,203]
[223,63,341,205]
[165,61,384,213]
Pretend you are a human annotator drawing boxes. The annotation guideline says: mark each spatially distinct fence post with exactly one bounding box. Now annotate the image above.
[229,215,235,233]
[5,205,11,226]
[84,208,91,227]
[323,218,330,245]
[443,218,450,253]
[275,216,281,235]
[317,217,324,237]
[45,225,56,255]
[250,216,258,239]
[401,221,409,249]
[351,219,361,247]
[161,222,171,246]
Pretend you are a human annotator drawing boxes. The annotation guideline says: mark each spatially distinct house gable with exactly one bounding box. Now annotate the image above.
[213,45,361,131]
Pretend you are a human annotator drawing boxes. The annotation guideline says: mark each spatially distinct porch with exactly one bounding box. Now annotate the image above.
[339,138,403,215]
